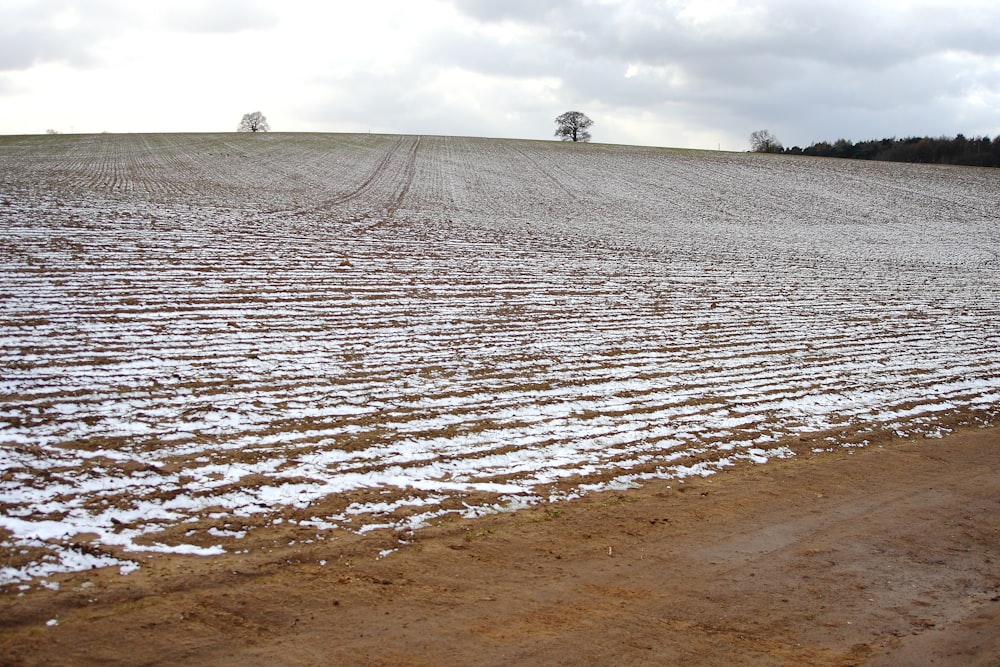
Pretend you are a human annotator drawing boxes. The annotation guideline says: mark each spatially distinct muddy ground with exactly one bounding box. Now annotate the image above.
[2,426,998,666]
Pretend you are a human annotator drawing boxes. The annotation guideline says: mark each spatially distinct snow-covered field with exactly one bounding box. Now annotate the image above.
[1,132,998,584]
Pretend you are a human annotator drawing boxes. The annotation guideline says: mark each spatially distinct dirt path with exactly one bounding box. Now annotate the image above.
[3,427,999,666]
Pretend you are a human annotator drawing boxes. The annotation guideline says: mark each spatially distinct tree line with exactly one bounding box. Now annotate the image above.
[752,129,1000,168]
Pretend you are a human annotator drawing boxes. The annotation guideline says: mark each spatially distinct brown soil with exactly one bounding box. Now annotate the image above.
[2,427,999,666]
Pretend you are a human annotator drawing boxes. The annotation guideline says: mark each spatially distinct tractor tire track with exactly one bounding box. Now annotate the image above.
[273,136,421,222]
[386,136,420,219]
[511,145,579,203]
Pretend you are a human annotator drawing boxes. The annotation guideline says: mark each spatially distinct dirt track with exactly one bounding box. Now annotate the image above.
[2,426,998,666]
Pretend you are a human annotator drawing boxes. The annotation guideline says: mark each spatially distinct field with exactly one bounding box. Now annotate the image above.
[1,133,999,587]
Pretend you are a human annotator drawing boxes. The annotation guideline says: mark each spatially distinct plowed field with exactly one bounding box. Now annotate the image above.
[1,133,998,585]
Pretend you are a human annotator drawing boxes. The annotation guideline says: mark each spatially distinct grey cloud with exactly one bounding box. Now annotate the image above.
[452,0,1000,69]
[0,1,121,70]
[441,0,1000,145]
[447,0,1000,79]
[0,29,88,71]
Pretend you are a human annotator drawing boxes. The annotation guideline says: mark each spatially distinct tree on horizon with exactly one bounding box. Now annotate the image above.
[555,111,593,142]
[238,112,270,133]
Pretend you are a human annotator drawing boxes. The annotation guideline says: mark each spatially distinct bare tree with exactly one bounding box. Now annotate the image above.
[749,129,783,153]
[555,111,593,142]
[238,111,270,133]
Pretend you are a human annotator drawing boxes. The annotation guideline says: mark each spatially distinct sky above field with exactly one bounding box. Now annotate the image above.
[1,0,998,149]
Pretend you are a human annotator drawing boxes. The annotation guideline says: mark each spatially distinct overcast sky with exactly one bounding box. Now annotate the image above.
[1,0,998,150]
